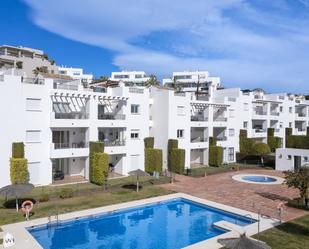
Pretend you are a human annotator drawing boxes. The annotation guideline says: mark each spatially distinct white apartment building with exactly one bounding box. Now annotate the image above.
[110,71,150,86]
[163,71,222,92]
[1,66,309,187]
[58,66,93,84]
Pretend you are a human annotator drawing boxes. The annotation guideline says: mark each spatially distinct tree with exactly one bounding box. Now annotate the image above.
[195,74,200,97]
[33,66,48,76]
[284,166,309,207]
[173,76,177,90]
[145,74,159,87]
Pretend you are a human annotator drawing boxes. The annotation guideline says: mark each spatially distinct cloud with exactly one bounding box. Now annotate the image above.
[23,0,309,93]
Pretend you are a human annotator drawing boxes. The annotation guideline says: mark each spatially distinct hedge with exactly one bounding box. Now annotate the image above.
[285,127,293,137]
[145,148,162,173]
[12,142,24,158]
[168,139,178,151]
[10,158,29,184]
[91,152,109,185]
[268,136,282,152]
[239,130,255,154]
[209,146,223,167]
[209,137,217,146]
[252,143,271,155]
[169,149,185,174]
[89,141,104,183]
[307,127,309,136]
[144,137,154,148]
[267,128,275,137]
[286,135,309,149]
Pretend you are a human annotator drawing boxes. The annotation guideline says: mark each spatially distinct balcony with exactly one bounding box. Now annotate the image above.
[254,128,267,133]
[55,112,89,120]
[213,117,227,122]
[216,136,227,141]
[191,137,208,143]
[53,141,87,149]
[255,110,267,115]
[296,113,307,118]
[50,112,90,127]
[98,114,126,120]
[129,87,144,94]
[270,111,279,116]
[104,140,126,147]
[21,77,44,85]
[191,116,208,122]
[50,143,89,159]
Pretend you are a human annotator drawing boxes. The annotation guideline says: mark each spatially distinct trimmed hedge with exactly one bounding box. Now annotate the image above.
[252,143,271,155]
[286,127,293,137]
[307,127,309,137]
[12,142,24,158]
[286,135,309,149]
[89,141,104,183]
[268,136,282,152]
[209,146,223,167]
[168,139,178,151]
[10,158,29,184]
[267,128,275,137]
[209,137,217,146]
[239,130,255,154]
[144,137,154,148]
[91,152,109,185]
[145,148,162,173]
[169,149,185,174]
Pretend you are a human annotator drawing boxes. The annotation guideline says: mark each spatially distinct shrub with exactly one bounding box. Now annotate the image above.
[209,137,217,146]
[10,158,29,184]
[252,143,271,155]
[144,137,154,149]
[91,152,109,185]
[89,141,104,182]
[58,188,74,199]
[268,136,282,152]
[209,146,223,167]
[168,139,178,151]
[169,149,185,174]
[145,148,162,174]
[267,128,275,137]
[286,136,309,149]
[12,142,24,158]
[307,127,309,137]
[38,193,49,202]
[285,127,293,137]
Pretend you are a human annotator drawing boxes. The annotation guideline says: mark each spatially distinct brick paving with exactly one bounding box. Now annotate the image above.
[162,169,308,221]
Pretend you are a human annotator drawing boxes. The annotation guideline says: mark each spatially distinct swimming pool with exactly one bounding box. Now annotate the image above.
[242,175,277,183]
[28,198,255,249]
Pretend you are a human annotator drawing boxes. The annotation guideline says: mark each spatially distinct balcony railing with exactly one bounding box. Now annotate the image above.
[216,136,227,141]
[174,92,186,97]
[104,140,126,147]
[98,114,126,120]
[55,112,89,120]
[255,111,267,115]
[213,117,227,122]
[191,116,208,122]
[22,77,44,85]
[254,129,267,133]
[191,137,208,143]
[53,142,88,149]
[129,87,144,94]
[296,113,307,117]
[270,112,279,116]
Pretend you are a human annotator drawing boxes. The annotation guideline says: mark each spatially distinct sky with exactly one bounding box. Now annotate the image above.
[1,0,309,93]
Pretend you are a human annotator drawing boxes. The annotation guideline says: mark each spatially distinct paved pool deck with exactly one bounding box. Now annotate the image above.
[162,169,308,221]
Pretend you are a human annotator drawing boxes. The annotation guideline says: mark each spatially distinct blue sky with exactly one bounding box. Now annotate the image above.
[1,0,309,93]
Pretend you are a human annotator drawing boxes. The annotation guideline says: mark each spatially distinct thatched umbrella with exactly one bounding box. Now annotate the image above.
[0,184,34,212]
[128,169,150,192]
[218,233,271,249]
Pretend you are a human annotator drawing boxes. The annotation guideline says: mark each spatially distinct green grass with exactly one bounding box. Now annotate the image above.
[188,163,263,177]
[253,214,309,249]
[0,176,173,226]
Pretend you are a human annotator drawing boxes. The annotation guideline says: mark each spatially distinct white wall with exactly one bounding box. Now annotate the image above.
[276,148,309,171]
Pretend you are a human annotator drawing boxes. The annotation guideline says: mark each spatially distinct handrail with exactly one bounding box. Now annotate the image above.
[98,114,126,120]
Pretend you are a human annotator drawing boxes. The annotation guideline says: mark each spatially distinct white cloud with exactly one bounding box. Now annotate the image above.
[23,0,309,93]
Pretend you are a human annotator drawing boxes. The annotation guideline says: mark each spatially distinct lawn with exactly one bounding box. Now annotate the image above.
[0,176,173,226]
[188,163,264,177]
[253,214,309,249]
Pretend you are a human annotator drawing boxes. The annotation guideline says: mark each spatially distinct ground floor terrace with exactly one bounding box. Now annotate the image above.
[163,169,308,221]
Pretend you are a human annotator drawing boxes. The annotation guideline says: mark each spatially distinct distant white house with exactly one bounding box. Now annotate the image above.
[110,71,150,86]
[58,66,93,84]
[276,148,309,171]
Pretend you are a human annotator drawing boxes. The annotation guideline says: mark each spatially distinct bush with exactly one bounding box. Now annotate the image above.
[12,142,24,158]
[144,137,154,148]
[89,141,104,182]
[145,148,162,174]
[268,136,282,152]
[10,158,29,184]
[209,137,217,146]
[90,152,109,185]
[169,149,185,174]
[209,146,223,167]
[267,128,275,137]
[252,143,271,155]
[307,127,309,137]
[38,193,49,202]
[168,139,178,151]
[286,127,293,137]
[58,188,74,199]
[286,136,309,149]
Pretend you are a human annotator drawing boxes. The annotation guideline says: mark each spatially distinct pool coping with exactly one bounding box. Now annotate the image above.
[1,193,280,249]
[232,173,285,185]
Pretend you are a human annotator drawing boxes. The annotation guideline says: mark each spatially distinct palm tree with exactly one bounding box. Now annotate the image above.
[145,74,159,87]
[33,66,48,76]
[195,74,200,97]
[172,76,177,90]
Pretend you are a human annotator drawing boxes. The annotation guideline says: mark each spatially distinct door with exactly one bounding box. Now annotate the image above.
[294,156,301,171]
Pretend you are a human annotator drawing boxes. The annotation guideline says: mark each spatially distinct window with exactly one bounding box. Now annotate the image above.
[177,129,184,138]
[130,131,139,139]
[243,121,248,129]
[229,109,235,118]
[177,106,185,116]
[287,155,292,160]
[229,129,235,136]
[228,148,234,161]
[131,104,140,114]
[280,106,283,112]
[304,157,308,162]
[289,122,292,128]
[243,103,249,111]
[135,74,143,79]
[26,130,41,143]
[289,107,292,113]
[279,122,283,128]
[26,98,41,111]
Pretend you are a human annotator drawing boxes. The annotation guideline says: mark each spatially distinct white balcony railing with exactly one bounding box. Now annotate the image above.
[190,137,208,143]
[22,77,44,85]
[103,140,126,147]
[129,87,144,94]
[213,117,227,122]
[255,110,267,115]
[55,112,89,120]
[216,136,227,141]
[254,128,267,133]
[270,112,279,116]
[191,116,208,122]
[98,114,126,120]
[53,142,88,149]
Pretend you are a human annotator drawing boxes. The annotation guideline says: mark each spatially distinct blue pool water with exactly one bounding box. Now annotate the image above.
[28,198,255,249]
[242,175,277,183]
